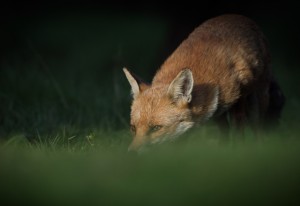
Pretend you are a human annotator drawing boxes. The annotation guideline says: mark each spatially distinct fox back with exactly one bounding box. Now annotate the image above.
[124,14,284,151]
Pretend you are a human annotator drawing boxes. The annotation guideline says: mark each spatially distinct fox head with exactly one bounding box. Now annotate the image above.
[123,68,218,152]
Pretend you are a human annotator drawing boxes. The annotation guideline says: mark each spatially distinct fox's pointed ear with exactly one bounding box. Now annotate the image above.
[168,69,194,103]
[202,86,219,121]
[123,68,150,99]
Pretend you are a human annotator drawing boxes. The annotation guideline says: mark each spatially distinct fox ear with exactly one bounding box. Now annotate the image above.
[168,69,194,103]
[202,86,219,121]
[123,68,149,99]
[190,84,219,121]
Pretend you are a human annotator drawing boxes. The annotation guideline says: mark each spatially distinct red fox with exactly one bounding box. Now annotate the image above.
[123,14,284,151]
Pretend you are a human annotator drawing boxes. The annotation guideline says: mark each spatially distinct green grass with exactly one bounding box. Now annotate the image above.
[1,12,300,205]
[1,131,300,205]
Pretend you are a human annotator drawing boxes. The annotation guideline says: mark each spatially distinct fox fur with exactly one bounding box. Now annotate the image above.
[123,14,285,151]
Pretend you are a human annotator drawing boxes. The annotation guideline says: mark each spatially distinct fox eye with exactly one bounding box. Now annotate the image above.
[149,125,163,132]
[130,125,136,135]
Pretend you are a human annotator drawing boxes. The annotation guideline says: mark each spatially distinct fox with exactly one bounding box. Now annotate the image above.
[123,14,285,151]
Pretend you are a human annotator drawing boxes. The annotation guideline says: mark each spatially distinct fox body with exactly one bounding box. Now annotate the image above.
[124,14,284,151]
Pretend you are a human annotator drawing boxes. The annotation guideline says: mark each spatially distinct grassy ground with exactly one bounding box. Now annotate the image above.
[1,12,300,205]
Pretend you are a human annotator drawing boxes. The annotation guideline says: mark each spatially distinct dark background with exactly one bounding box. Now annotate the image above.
[1,1,299,139]
[2,1,300,64]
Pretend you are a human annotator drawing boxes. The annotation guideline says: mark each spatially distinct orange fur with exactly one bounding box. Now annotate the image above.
[124,14,284,151]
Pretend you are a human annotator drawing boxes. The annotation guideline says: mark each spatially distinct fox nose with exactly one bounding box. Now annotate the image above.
[128,137,146,152]
[128,144,135,152]
[128,142,140,152]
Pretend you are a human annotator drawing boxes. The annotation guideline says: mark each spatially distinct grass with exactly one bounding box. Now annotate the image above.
[1,131,300,205]
[1,11,300,205]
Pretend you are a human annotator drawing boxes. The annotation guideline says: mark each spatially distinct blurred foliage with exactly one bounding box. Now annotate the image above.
[0,12,169,138]
[1,131,300,206]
